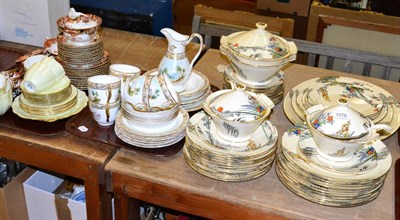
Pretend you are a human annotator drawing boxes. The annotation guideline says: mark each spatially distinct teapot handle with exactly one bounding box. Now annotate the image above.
[186,33,203,74]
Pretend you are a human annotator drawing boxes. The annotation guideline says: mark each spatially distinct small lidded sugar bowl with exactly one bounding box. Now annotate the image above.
[203,82,274,142]
[306,98,391,162]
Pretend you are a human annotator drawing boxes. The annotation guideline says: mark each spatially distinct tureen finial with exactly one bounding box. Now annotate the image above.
[256,22,267,30]
[68,8,84,19]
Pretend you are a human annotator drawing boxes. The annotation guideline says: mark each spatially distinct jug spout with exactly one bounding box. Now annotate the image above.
[160,28,189,53]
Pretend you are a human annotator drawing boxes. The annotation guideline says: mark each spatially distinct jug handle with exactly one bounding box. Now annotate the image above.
[185,33,203,74]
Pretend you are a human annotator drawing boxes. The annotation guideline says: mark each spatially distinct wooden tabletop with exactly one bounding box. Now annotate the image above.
[106,49,400,219]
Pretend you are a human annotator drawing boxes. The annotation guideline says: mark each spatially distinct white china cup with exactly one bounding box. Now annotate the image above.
[22,56,66,93]
[89,100,120,126]
[88,75,121,104]
[109,64,141,99]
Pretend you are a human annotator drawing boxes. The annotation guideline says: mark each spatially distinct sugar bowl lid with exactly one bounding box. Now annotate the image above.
[225,22,289,59]
[311,98,372,139]
[205,83,274,122]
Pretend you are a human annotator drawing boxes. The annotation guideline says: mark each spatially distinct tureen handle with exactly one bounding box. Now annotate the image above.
[287,41,298,62]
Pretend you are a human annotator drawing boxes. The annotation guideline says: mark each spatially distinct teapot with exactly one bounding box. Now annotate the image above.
[159,28,203,93]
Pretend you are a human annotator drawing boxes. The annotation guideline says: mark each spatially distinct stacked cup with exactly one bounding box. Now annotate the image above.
[87,75,121,126]
[108,64,141,99]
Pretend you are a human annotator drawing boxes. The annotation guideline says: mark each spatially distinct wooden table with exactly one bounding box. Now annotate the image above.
[106,49,400,219]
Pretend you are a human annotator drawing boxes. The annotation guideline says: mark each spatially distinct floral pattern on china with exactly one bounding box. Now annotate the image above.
[229,35,287,59]
[211,95,267,121]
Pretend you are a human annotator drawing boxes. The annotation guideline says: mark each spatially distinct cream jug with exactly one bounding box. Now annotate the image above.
[159,28,203,93]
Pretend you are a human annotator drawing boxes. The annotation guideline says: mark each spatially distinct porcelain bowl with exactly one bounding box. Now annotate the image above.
[305,105,383,163]
[202,84,274,142]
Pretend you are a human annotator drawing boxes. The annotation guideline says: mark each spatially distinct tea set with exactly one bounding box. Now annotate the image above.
[1,8,398,207]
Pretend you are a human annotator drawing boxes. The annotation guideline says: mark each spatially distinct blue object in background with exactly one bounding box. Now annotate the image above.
[70,0,173,36]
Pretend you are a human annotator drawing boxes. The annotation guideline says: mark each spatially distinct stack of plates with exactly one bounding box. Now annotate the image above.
[179,70,211,112]
[183,111,278,181]
[276,124,391,207]
[114,109,189,148]
[12,85,88,122]
[283,76,400,139]
[222,65,285,104]
[56,34,110,90]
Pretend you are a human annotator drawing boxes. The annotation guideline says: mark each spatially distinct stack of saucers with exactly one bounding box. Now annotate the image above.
[11,56,87,122]
[184,111,278,181]
[222,65,285,104]
[56,8,110,90]
[115,69,189,148]
[184,85,277,181]
[276,124,392,207]
[179,70,211,112]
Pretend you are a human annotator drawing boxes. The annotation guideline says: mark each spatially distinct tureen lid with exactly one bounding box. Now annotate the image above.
[311,98,372,139]
[226,22,288,59]
[208,83,271,121]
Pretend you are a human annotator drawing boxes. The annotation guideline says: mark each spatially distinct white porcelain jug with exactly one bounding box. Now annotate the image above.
[159,28,203,93]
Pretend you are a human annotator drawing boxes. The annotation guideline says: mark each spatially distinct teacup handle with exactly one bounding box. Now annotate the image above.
[186,33,203,75]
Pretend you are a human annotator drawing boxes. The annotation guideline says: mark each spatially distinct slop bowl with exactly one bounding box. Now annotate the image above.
[202,83,274,142]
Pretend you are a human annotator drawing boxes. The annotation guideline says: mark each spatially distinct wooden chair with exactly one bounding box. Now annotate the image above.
[192,13,400,81]
[192,5,295,49]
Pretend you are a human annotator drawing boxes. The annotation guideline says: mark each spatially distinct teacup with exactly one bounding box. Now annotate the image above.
[22,56,66,93]
[87,75,121,104]
[109,64,141,98]
[0,78,12,116]
[89,101,120,126]
[22,55,47,71]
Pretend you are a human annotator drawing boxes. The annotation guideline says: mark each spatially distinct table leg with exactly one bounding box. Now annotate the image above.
[85,181,111,220]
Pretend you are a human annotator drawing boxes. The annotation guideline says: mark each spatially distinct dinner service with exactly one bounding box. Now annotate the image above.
[159,28,203,93]
[283,76,400,140]
[0,75,12,116]
[202,82,274,142]
[183,111,278,181]
[56,9,109,90]
[276,124,391,207]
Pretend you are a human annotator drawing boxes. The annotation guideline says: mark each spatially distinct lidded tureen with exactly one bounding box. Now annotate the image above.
[219,22,297,84]
[203,83,274,142]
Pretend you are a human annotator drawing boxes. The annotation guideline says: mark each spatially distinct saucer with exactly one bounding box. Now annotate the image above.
[296,127,378,174]
[187,111,277,157]
[195,111,278,153]
[12,87,88,122]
